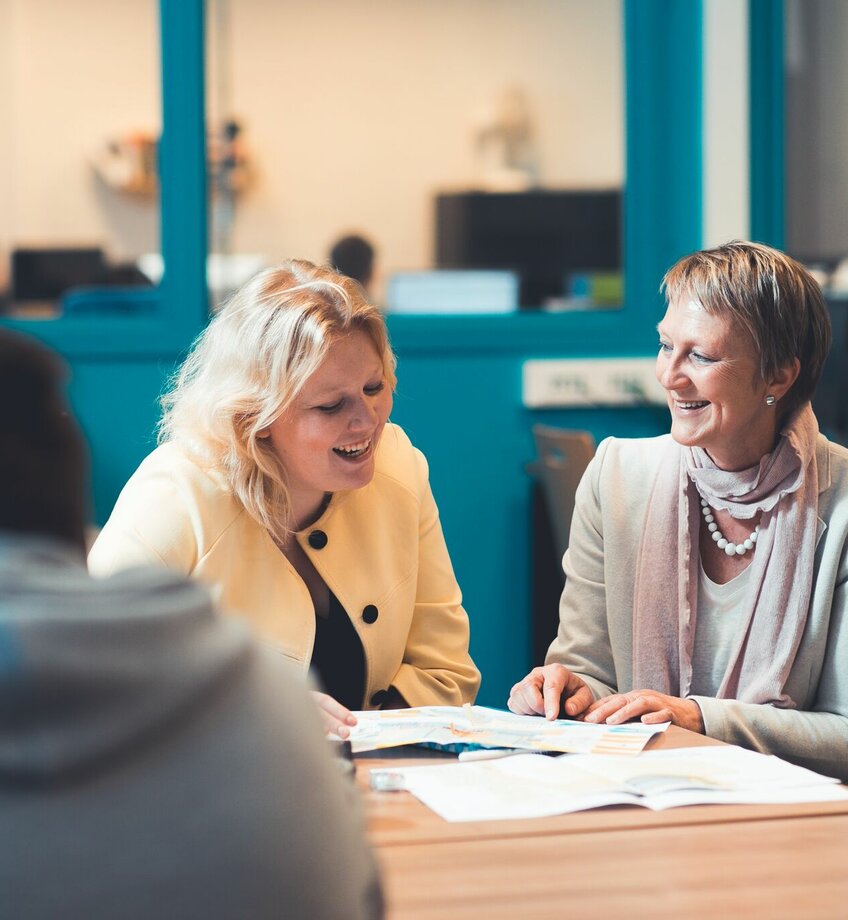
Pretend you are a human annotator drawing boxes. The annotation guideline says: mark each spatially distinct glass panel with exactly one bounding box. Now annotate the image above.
[784,0,848,280]
[784,0,848,445]
[206,0,624,312]
[0,0,161,318]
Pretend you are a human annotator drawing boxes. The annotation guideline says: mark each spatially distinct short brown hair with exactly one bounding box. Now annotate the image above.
[662,241,831,417]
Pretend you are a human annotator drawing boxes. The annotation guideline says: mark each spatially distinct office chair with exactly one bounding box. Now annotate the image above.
[529,425,596,664]
[532,425,596,562]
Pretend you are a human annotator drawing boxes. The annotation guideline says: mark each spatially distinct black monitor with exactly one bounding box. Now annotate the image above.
[11,247,107,302]
[435,190,621,309]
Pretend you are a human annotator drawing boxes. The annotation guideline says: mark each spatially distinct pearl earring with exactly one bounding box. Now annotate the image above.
[765,394,776,406]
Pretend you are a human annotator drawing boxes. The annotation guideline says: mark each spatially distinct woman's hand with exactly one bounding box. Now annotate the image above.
[507,664,595,720]
[312,691,358,738]
[584,691,704,733]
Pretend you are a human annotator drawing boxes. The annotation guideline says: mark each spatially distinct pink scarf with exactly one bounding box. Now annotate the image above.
[632,403,820,707]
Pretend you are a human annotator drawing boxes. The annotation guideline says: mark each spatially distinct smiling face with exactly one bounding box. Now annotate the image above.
[656,296,798,471]
[262,328,393,529]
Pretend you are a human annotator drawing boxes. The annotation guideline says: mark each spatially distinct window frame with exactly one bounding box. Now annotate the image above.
[3,0,704,360]
[2,0,207,359]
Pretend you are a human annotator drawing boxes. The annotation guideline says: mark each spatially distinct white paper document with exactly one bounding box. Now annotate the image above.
[376,745,848,822]
[346,704,668,755]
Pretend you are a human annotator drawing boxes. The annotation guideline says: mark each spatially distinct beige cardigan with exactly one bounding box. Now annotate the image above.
[89,424,480,709]
[547,433,848,780]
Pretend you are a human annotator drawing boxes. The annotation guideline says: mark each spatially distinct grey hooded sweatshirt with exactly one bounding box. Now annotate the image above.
[0,535,382,920]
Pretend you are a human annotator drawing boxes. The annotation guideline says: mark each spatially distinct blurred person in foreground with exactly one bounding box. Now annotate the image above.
[89,260,479,736]
[0,328,383,920]
[509,241,848,780]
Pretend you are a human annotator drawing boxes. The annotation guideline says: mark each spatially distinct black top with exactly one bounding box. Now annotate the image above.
[309,593,366,711]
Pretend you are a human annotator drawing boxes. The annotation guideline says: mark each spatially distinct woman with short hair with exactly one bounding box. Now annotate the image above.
[509,241,848,779]
[90,260,480,735]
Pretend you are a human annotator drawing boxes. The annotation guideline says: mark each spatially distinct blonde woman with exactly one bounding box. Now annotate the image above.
[89,260,480,735]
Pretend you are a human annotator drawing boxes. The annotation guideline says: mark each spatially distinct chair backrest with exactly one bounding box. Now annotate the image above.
[532,425,596,560]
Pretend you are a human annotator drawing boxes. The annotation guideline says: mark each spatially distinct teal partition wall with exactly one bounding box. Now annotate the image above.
[385,324,672,705]
[2,0,703,706]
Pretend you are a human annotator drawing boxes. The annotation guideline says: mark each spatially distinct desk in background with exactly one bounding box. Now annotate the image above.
[359,727,848,919]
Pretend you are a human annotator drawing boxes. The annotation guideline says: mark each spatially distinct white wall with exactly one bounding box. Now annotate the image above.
[703,0,749,247]
[2,0,160,271]
[226,0,623,279]
[0,0,13,288]
[0,0,623,288]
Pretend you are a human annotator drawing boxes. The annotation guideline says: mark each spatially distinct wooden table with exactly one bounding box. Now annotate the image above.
[357,727,848,919]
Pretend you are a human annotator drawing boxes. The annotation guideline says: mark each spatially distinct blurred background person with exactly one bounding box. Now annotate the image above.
[329,233,376,298]
[0,328,383,920]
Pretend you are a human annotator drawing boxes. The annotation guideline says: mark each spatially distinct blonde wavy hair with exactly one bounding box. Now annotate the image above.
[158,259,397,545]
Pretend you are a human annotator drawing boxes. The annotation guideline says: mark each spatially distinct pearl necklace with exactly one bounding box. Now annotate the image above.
[699,497,760,557]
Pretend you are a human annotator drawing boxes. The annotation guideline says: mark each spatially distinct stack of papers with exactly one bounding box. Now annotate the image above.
[371,746,848,822]
[347,705,667,755]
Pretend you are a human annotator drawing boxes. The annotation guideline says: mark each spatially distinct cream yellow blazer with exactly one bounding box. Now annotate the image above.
[89,424,480,709]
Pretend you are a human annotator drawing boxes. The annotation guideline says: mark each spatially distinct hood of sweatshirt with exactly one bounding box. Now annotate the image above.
[0,534,250,784]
